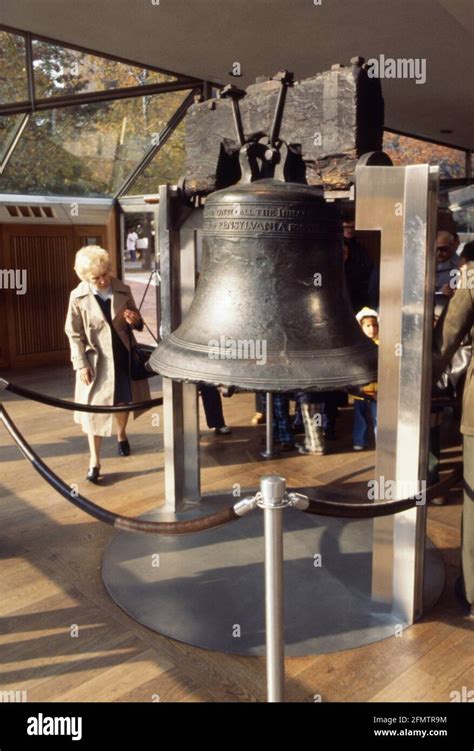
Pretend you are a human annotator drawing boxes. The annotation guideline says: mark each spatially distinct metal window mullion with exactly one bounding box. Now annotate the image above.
[115,89,198,199]
[0,79,199,116]
[24,32,36,112]
[0,113,30,175]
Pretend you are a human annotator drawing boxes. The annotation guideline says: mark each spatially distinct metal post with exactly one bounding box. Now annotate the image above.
[158,185,201,511]
[260,475,286,702]
[261,392,278,459]
[356,162,439,621]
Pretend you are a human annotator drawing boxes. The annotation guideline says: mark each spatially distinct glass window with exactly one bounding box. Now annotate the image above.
[449,184,474,235]
[32,40,177,100]
[383,132,466,179]
[0,90,190,197]
[126,120,186,195]
[0,30,28,104]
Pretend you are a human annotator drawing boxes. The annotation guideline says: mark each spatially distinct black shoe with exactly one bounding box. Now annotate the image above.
[279,442,295,452]
[118,439,131,456]
[87,466,101,483]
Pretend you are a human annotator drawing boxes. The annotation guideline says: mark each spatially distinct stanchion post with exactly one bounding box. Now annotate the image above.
[259,475,286,702]
[261,392,279,459]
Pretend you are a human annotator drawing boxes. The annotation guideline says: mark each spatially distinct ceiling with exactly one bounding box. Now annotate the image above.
[1,0,473,149]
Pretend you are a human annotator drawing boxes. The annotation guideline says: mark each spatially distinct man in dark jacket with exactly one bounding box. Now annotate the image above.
[433,261,474,616]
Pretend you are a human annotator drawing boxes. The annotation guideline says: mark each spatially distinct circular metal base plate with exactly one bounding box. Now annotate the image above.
[102,493,445,656]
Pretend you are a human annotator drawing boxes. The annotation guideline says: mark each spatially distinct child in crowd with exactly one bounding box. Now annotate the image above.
[353,307,379,450]
[251,392,266,425]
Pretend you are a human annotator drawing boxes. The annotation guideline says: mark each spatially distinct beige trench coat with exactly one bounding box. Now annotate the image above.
[64,277,151,436]
[433,261,474,435]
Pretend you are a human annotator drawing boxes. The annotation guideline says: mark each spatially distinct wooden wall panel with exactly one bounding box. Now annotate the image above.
[2,225,76,367]
[0,215,119,370]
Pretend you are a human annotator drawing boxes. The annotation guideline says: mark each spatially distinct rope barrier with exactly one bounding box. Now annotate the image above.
[299,465,462,518]
[0,378,163,413]
[0,399,463,530]
[0,404,240,535]
[2,377,459,417]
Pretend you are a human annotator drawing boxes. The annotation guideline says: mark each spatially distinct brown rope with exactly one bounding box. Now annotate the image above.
[0,404,239,535]
[0,400,464,529]
[0,378,163,413]
[301,465,463,518]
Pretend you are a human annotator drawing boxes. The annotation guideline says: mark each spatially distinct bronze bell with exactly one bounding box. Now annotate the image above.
[150,178,378,391]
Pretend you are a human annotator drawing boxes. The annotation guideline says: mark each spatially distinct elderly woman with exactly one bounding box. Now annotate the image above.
[65,246,151,482]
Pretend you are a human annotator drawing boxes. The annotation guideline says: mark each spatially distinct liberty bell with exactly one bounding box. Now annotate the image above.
[150,177,378,392]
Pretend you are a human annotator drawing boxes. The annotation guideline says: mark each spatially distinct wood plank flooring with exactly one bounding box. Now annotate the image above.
[0,365,472,702]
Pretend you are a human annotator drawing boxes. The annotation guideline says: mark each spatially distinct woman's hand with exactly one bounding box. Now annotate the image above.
[124,309,141,326]
[79,367,93,386]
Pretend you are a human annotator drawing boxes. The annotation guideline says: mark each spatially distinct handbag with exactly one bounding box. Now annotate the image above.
[129,334,155,381]
[128,271,159,380]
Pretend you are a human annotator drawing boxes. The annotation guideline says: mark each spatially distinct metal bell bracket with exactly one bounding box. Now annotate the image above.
[222,71,294,182]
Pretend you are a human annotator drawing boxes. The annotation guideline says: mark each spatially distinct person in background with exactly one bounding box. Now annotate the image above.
[251,392,266,425]
[353,307,379,451]
[433,260,474,617]
[199,384,231,435]
[126,228,139,262]
[430,268,473,504]
[65,246,151,483]
[429,237,467,503]
[460,240,474,267]
[294,391,326,455]
[428,302,451,505]
[435,230,460,300]
[272,393,295,451]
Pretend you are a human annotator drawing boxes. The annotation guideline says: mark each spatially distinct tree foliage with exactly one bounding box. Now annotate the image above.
[0,32,187,196]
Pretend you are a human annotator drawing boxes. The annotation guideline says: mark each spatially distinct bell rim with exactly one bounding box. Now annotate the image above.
[151,355,378,392]
[158,332,377,360]
[150,366,379,392]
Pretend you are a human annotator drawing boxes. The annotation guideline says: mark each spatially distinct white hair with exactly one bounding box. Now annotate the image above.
[74,245,111,282]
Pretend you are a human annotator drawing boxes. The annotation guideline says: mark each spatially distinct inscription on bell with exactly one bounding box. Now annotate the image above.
[207,204,315,219]
[205,218,334,233]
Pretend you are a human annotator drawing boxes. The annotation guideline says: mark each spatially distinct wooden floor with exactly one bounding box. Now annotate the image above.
[0,365,472,703]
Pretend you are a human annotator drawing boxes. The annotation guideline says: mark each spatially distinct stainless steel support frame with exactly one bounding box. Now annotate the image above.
[356,163,439,622]
[158,184,201,512]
